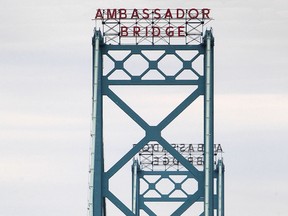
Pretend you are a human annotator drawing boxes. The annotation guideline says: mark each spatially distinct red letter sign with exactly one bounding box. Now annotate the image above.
[95,9,103,19]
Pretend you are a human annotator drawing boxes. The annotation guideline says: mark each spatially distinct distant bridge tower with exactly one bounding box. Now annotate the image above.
[88,8,224,216]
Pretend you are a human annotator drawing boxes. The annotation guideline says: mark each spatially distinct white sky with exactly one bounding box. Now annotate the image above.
[0,0,288,215]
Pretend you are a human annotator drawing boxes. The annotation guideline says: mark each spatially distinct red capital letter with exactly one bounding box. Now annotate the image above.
[107,9,117,19]
[142,8,149,19]
[152,26,160,36]
[154,9,161,19]
[178,26,185,37]
[188,8,199,19]
[95,9,103,19]
[166,26,174,37]
[202,8,210,19]
[133,26,141,36]
[176,8,185,19]
[164,9,173,19]
[120,26,128,36]
[119,9,127,19]
[131,9,139,19]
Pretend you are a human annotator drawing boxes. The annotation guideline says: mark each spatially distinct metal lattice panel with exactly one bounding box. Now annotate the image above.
[102,44,204,83]
[94,9,213,45]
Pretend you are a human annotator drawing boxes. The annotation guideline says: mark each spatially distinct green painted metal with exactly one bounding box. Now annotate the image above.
[89,29,224,216]
[204,30,214,216]
[90,30,105,216]
[217,160,225,216]
[132,160,140,215]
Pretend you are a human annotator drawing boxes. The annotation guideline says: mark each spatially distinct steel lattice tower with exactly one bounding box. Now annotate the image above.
[88,28,224,216]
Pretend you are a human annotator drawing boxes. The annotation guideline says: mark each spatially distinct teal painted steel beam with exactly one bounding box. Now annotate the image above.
[142,205,157,216]
[217,160,225,216]
[105,137,150,179]
[105,88,149,130]
[171,191,201,216]
[91,30,105,216]
[157,88,202,130]
[132,160,140,215]
[105,191,135,216]
[102,78,204,86]
[204,30,215,216]
[157,137,202,179]
[89,28,222,216]
[102,44,205,52]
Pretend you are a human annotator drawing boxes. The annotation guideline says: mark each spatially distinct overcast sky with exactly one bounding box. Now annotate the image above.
[0,0,288,215]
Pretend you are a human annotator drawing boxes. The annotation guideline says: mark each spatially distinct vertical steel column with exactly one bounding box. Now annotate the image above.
[217,160,224,216]
[204,30,214,216]
[132,160,139,215]
[91,30,105,216]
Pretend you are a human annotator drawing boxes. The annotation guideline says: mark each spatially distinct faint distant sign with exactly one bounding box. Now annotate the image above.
[134,143,223,171]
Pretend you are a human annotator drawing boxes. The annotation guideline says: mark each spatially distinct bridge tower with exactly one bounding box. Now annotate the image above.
[88,8,224,216]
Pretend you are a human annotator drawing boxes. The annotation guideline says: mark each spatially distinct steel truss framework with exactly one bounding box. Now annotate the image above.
[94,9,212,45]
[136,143,223,171]
[89,29,224,216]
